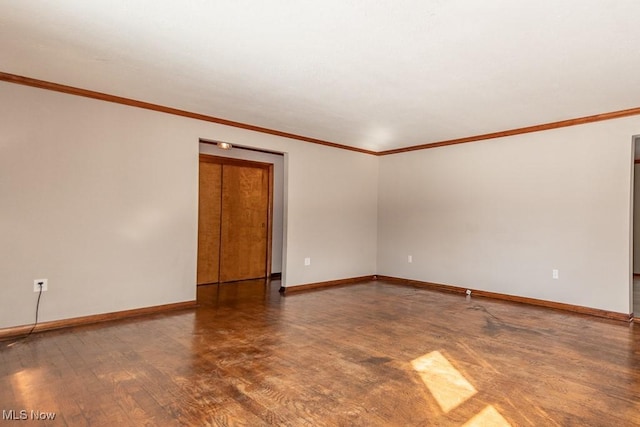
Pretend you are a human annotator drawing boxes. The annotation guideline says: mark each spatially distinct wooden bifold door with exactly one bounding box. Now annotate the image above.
[197,155,273,284]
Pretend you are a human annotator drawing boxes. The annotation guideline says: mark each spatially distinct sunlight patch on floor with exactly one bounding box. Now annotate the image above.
[412,351,512,426]
[462,405,511,427]
[411,350,477,413]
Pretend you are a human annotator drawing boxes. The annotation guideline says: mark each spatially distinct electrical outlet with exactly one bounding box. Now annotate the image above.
[552,269,559,279]
[304,257,311,266]
[408,255,413,263]
[34,278,48,292]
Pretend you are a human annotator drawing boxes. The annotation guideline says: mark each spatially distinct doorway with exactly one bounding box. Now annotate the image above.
[634,136,640,318]
[197,154,273,284]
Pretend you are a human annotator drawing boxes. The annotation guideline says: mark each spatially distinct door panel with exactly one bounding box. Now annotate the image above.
[197,161,222,284]
[219,164,269,282]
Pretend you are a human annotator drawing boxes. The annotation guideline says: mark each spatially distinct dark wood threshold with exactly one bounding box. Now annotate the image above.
[0,300,197,341]
[377,276,633,323]
[280,275,375,294]
[197,274,279,287]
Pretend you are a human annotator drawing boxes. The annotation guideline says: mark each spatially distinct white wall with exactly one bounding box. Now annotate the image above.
[378,118,637,314]
[199,143,284,274]
[0,81,379,329]
[283,142,378,285]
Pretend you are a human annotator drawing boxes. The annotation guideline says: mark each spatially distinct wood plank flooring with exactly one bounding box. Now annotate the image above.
[1,279,639,426]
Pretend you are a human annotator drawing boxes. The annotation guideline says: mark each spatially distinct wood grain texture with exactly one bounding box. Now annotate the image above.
[280,275,376,294]
[198,155,273,284]
[0,300,197,340]
[378,275,632,322]
[1,279,639,426]
[0,71,377,156]
[197,160,222,285]
[220,164,269,282]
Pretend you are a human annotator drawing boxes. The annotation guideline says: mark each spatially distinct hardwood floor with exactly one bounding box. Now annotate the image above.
[1,279,639,426]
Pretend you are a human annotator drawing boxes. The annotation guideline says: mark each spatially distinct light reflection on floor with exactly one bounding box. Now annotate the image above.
[412,351,477,413]
[462,405,511,427]
[412,350,511,426]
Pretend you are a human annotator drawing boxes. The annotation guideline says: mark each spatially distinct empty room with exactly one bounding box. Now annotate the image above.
[1,1,639,426]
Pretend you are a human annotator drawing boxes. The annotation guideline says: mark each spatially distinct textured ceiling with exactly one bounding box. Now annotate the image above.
[2,1,640,152]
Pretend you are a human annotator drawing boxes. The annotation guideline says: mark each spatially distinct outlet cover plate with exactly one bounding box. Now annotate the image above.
[34,278,48,292]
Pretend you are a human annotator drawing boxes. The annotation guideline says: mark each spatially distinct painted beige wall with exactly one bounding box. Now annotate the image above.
[283,142,378,284]
[378,119,637,314]
[0,82,378,329]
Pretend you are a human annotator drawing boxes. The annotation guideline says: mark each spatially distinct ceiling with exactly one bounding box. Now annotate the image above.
[2,1,640,153]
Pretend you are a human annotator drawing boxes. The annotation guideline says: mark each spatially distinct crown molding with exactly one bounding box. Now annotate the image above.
[0,71,376,156]
[380,107,640,155]
[3,71,640,157]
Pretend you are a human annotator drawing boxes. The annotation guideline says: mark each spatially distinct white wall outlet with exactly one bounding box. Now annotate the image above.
[408,255,413,263]
[304,257,311,266]
[34,278,48,292]
[552,269,559,279]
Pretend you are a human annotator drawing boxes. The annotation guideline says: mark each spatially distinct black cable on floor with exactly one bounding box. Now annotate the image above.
[3,283,43,347]
[25,283,44,337]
